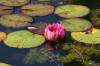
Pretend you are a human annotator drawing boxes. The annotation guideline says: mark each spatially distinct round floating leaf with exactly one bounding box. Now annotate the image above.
[55,5,90,18]
[0,31,7,42]
[0,0,30,6]
[4,30,45,48]
[21,4,54,16]
[28,22,52,34]
[71,28,100,44]
[90,9,100,27]
[0,14,33,28]
[0,5,13,15]
[0,62,12,66]
[60,18,92,32]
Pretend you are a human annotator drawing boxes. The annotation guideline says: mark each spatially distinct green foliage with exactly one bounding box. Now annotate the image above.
[55,5,90,18]
[90,9,100,27]
[56,42,100,66]
[71,28,100,44]
[0,62,12,66]
[4,30,45,48]
[0,14,33,28]
[23,48,49,64]
[23,48,59,64]
[60,18,92,32]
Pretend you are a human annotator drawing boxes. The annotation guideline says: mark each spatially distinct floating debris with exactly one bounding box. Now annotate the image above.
[55,5,90,18]
[60,18,92,32]
[0,14,33,28]
[0,0,30,6]
[71,28,100,44]
[0,5,13,15]
[21,4,54,16]
[4,30,45,48]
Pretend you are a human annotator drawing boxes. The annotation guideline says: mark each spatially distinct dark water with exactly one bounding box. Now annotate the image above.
[0,0,100,66]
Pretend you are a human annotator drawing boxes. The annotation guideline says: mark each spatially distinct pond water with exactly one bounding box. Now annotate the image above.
[0,0,100,66]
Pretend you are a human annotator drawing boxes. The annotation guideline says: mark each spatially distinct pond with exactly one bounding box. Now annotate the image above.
[0,0,100,66]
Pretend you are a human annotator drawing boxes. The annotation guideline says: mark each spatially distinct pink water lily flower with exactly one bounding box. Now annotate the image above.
[44,23,65,40]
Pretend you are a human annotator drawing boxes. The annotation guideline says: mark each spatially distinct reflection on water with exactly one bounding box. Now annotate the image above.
[0,0,100,66]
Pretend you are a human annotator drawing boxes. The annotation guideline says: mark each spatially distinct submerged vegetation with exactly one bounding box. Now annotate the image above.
[90,9,100,27]
[57,42,100,66]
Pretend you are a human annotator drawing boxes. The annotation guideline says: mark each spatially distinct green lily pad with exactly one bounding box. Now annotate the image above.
[71,28,100,44]
[0,0,30,6]
[55,5,90,18]
[60,18,92,32]
[4,30,45,48]
[90,9,100,27]
[21,4,54,16]
[0,62,12,66]
[0,5,13,15]
[0,14,33,28]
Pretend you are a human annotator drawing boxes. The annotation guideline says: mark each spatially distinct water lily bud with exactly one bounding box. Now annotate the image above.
[44,23,65,40]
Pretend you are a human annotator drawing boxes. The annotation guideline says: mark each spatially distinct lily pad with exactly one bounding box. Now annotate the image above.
[0,62,12,66]
[0,14,33,28]
[28,22,52,34]
[21,4,54,16]
[71,28,100,44]
[0,0,30,6]
[55,5,90,18]
[0,5,13,15]
[4,30,45,48]
[90,9,100,27]
[0,31,7,42]
[60,18,92,32]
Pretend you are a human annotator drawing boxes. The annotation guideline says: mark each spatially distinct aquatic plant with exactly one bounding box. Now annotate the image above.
[90,9,100,27]
[23,48,60,65]
[71,28,100,44]
[0,62,12,66]
[56,42,100,66]
[28,22,52,35]
[0,14,33,28]
[0,31,7,42]
[0,0,30,6]
[4,30,45,48]
[21,4,54,16]
[44,23,65,40]
[60,18,92,32]
[55,5,90,18]
[0,5,13,15]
